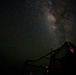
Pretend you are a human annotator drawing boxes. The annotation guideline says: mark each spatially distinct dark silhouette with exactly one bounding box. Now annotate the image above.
[22,42,76,75]
[61,43,76,74]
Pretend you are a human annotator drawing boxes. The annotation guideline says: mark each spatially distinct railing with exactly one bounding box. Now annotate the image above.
[22,49,58,75]
[22,42,75,75]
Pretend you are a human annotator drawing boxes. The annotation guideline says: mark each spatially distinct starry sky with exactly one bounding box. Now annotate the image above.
[0,0,76,67]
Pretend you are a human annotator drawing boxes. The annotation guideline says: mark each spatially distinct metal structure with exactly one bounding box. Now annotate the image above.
[22,42,76,75]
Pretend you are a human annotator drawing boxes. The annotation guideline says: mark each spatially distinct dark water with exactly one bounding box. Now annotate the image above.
[0,60,44,75]
[0,60,21,75]
[22,66,45,75]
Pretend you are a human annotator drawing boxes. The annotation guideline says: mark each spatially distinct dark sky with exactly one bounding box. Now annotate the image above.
[0,0,76,67]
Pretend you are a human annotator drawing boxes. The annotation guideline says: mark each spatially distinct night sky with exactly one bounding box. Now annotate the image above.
[0,0,76,68]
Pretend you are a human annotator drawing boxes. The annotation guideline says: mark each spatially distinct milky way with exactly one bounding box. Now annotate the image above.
[41,0,76,47]
[0,0,76,66]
